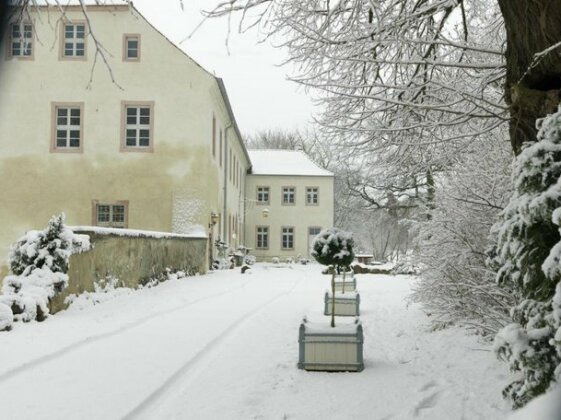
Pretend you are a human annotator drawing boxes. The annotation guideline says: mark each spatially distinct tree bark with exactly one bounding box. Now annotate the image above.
[497,0,561,154]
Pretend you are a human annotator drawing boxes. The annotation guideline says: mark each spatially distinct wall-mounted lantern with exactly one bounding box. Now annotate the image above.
[209,211,219,228]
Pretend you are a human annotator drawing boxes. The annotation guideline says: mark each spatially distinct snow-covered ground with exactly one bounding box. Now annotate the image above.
[0,264,513,419]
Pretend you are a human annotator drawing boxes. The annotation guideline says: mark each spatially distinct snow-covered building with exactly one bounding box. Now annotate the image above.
[0,3,250,275]
[0,4,335,275]
[245,150,334,260]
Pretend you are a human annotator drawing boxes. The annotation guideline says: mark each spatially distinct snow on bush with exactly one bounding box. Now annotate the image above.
[491,105,561,408]
[0,302,13,331]
[311,227,355,327]
[244,255,256,265]
[411,133,513,335]
[65,276,132,310]
[65,270,188,311]
[1,214,90,323]
[311,227,355,269]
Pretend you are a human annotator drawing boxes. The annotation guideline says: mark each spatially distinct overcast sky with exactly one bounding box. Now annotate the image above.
[132,0,316,137]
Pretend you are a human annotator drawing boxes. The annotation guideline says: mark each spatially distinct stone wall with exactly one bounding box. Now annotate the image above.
[49,228,208,313]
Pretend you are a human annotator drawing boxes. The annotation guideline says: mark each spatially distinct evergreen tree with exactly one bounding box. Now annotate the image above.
[491,106,561,408]
[10,213,72,276]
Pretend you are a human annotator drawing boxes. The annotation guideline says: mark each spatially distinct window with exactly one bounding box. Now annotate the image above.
[281,227,295,250]
[308,227,322,252]
[121,102,154,152]
[282,187,296,205]
[306,187,319,205]
[51,103,83,152]
[257,187,270,204]
[309,227,322,237]
[229,149,233,181]
[256,226,269,249]
[123,34,140,61]
[8,22,33,58]
[219,129,223,167]
[212,115,216,158]
[61,22,86,59]
[93,201,128,228]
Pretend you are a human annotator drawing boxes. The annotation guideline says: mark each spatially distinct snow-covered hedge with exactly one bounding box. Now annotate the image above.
[411,131,513,336]
[0,214,90,328]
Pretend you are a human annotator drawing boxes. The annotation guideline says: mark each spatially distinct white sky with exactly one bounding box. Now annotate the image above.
[132,0,316,137]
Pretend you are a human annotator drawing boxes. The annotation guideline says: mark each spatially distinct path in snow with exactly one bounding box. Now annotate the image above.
[0,264,513,420]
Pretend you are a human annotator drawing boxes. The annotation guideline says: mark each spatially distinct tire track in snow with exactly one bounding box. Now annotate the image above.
[120,277,302,420]
[0,278,251,383]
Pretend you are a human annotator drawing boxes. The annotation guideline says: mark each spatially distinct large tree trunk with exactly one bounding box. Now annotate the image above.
[498,0,561,154]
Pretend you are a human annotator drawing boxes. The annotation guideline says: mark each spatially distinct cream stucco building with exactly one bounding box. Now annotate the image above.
[244,150,334,261]
[0,3,334,275]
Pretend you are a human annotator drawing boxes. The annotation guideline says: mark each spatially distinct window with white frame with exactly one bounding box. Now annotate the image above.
[257,186,270,204]
[10,22,33,58]
[123,104,153,150]
[256,226,269,249]
[95,202,127,228]
[282,187,296,205]
[62,23,86,58]
[306,187,319,205]
[124,34,140,61]
[308,227,321,237]
[53,104,82,150]
[281,227,294,250]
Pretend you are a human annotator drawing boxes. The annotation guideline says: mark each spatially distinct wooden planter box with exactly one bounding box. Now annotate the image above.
[333,276,356,292]
[324,291,360,316]
[298,318,364,372]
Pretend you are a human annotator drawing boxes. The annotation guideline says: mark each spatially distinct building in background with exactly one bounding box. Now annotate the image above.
[244,150,334,261]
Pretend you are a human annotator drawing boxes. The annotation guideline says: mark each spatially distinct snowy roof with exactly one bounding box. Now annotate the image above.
[248,150,333,177]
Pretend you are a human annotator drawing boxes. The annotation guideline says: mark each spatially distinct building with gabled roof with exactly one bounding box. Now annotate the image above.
[0,2,252,275]
[0,3,334,275]
[244,150,334,261]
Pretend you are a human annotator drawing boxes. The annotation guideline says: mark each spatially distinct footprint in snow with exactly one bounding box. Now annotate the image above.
[418,380,438,392]
[412,391,440,417]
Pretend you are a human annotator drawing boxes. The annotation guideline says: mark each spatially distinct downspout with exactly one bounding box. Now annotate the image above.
[223,124,233,243]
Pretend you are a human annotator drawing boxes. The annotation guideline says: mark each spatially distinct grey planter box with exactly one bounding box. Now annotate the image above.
[298,318,364,372]
[333,276,356,292]
[324,291,360,316]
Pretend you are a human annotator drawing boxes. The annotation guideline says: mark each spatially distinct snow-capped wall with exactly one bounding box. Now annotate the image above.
[48,228,208,313]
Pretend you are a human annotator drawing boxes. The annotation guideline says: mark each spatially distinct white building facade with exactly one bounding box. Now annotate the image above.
[244,150,335,261]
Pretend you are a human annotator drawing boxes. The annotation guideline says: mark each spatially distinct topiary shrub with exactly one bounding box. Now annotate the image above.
[311,227,355,327]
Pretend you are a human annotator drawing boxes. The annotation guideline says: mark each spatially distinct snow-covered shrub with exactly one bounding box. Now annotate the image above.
[311,227,355,327]
[65,275,132,309]
[244,255,256,265]
[271,257,280,264]
[0,302,13,331]
[311,228,355,269]
[491,106,561,408]
[1,214,90,323]
[411,132,513,336]
[298,255,310,265]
